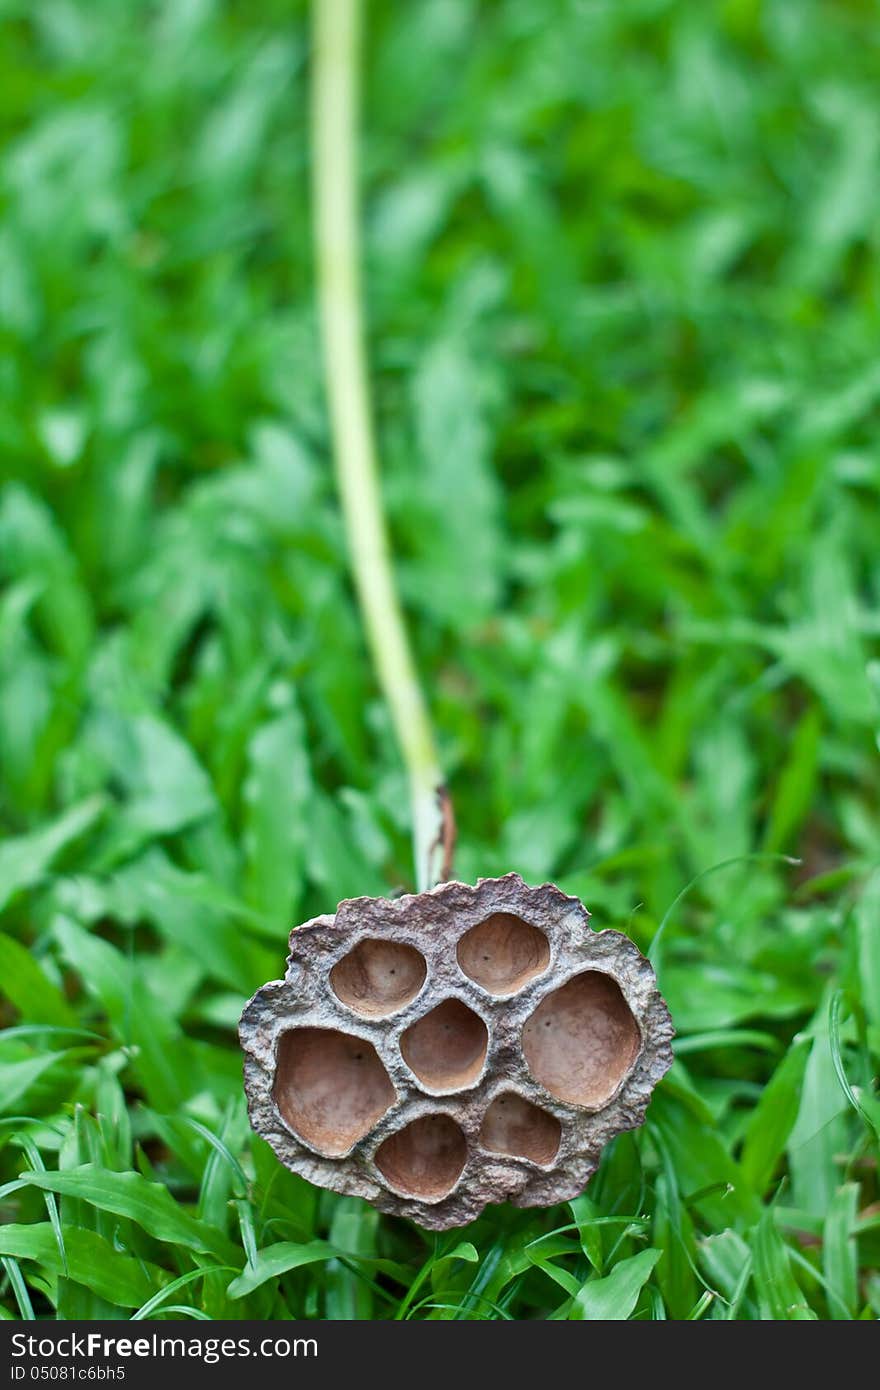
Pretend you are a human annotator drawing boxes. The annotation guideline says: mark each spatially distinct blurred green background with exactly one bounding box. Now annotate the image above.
[0,0,878,1320]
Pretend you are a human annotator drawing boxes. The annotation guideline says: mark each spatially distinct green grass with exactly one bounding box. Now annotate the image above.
[1,0,879,1321]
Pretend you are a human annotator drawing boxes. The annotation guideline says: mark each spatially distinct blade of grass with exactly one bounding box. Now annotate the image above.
[0,1164,237,1260]
[740,1036,810,1195]
[1,1258,35,1320]
[132,1266,237,1321]
[648,852,799,970]
[822,1183,859,1319]
[14,1134,66,1276]
[0,1224,164,1310]
[569,1248,661,1320]
[752,1206,816,1320]
[829,990,879,1140]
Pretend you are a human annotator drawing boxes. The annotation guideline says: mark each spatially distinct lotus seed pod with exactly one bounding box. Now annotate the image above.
[239,873,674,1230]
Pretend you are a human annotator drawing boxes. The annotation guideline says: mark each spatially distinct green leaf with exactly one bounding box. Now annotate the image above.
[570,1249,661,1320]
[823,1183,859,1319]
[326,1197,377,1320]
[85,711,215,852]
[407,335,503,625]
[526,1249,582,1298]
[440,1241,479,1266]
[568,1194,604,1272]
[243,703,311,932]
[0,579,57,816]
[53,915,194,1115]
[698,1230,753,1320]
[306,791,387,902]
[0,796,105,913]
[787,1008,850,1216]
[0,1223,165,1310]
[857,873,880,1030]
[740,1037,810,1194]
[59,850,277,995]
[828,990,879,1140]
[0,484,93,664]
[1,1164,235,1260]
[15,1135,66,1276]
[0,932,78,1027]
[653,1170,697,1320]
[227,1241,336,1298]
[763,707,821,853]
[56,1107,121,1320]
[0,1050,79,1115]
[752,1207,816,1320]
[649,1080,760,1228]
[1,1257,35,1320]
[132,1266,236,1321]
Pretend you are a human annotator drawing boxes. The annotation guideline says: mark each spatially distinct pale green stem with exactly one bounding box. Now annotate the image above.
[311,0,447,891]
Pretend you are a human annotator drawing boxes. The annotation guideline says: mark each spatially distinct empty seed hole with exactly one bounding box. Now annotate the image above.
[273,1027,395,1156]
[330,938,427,1019]
[480,1092,561,1165]
[374,1114,467,1199]
[456,913,550,995]
[522,972,640,1108]
[400,998,488,1093]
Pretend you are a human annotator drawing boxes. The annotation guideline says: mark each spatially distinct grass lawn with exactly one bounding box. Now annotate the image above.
[0,0,878,1320]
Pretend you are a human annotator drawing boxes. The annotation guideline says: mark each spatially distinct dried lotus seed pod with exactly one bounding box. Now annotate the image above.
[239,873,674,1230]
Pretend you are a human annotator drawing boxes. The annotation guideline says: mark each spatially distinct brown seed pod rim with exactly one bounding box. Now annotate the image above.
[239,873,674,1229]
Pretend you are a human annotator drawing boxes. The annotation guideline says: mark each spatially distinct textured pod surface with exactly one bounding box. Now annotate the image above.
[240,873,674,1230]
